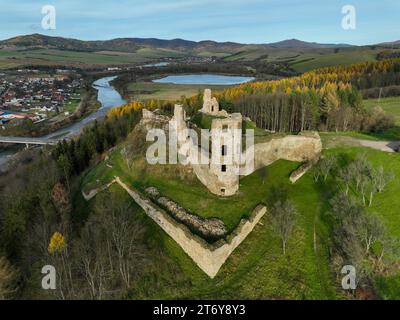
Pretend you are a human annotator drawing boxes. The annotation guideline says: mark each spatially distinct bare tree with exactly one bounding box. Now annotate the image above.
[357,214,386,254]
[337,166,354,195]
[375,237,400,273]
[74,223,111,300]
[121,145,134,170]
[0,257,17,300]
[271,200,298,255]
[106,202,145,289]
[372,166,395,193]
[312,166,321,182]
[359,175,370,206]
[87,192,147,295]
[318,155,337,181]
[352,154,372,191]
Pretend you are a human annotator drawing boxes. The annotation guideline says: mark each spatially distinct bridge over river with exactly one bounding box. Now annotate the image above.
[0,76,126,167]
[0,136,58,146]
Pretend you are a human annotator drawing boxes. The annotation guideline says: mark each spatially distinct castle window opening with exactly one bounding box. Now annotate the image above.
[222,145,227,156]
[221,165,227,172]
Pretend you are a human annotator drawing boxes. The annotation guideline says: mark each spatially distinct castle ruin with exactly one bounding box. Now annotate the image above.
[200,89,229,117]
[143,89,322,197]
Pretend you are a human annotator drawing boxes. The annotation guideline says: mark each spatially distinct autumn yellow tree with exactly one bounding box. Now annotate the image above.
[48,232,67,254]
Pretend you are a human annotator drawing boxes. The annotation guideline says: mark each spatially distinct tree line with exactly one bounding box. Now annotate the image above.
[182,58,400,133]
[0,104,146,299]
[313,154,398,293]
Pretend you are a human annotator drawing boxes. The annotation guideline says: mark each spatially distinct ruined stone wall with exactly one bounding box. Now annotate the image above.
[141,109,170,130]
[209,114,243,196]
[143,103,322,196]
[172,103,243,196]
[241,132,322,176]
[201,89,229,117]
[170,104,188,145]
[114,177,266,278]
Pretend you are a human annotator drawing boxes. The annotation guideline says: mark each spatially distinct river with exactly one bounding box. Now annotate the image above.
[46,76,126,139]
[0,76,126,168]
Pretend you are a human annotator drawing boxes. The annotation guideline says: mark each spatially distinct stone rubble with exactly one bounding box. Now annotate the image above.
[145,187,227,239]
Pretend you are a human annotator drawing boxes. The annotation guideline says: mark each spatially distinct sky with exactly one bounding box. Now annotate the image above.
[0,0,399,45]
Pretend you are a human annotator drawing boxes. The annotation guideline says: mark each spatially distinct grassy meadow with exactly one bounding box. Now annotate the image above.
[364,96,400,125]
[290,48,379,73]
[126,81,230,101]
[79,127,400,299]
[0,48,185,69]
[0,44,390,72]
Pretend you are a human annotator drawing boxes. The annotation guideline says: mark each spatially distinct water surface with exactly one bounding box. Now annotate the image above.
[153,74,255,85]
[0,76,126,167]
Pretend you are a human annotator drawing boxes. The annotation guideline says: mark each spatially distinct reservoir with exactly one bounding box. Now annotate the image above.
[153,74,255,85]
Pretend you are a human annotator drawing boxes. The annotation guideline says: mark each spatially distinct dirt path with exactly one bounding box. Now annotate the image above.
[333,136,400,153]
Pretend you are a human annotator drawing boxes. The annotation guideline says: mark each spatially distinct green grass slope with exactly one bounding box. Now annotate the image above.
[79,128,400,299]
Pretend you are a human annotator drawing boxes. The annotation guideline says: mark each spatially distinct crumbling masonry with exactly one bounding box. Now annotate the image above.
[143,89,322,197]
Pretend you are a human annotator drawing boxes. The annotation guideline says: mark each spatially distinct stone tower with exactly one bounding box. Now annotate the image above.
[209,113,243,196]
[171,104,187,145]
[201,89,224,116]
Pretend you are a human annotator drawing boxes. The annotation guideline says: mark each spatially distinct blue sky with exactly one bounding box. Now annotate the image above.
[0,0,399,44]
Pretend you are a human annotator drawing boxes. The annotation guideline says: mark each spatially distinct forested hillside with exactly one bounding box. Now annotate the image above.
[212,59,400,133]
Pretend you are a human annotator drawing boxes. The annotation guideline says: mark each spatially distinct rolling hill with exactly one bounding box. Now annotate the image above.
[0,34,353,53]
[264,38,353,49]
[0,34,399,73]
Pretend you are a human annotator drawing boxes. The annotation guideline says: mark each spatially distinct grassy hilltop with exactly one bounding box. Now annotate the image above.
[79,124,400,299]
[78,95,400,299]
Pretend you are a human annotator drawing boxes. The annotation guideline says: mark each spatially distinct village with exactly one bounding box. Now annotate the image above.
[0,69,82,125]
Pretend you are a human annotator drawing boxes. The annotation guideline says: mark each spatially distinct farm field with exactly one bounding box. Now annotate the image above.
[126,81,230,101]
[290,48,379,73]
[0,44,391,73]
[223,46,385,73]
[0,48,185,69]
[364,97,400,125]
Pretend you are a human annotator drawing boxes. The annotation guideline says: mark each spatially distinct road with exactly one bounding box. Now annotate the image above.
[329,136,400,153]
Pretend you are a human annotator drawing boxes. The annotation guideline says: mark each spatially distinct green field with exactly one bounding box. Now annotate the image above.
[80,129,400,299]
[62,91,83,113]
[223,46,384,73]
[290,48,379,73]
[0,44,390,73]
[126,81,230,101]
[364,96,400,125]
[316,97,400,142]
[0,48,185,69]
[81,146,337,299]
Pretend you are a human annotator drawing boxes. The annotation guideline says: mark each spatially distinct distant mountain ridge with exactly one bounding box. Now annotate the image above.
[379,40,400,48]
[0,33,355,53]
[265,38,353,49]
